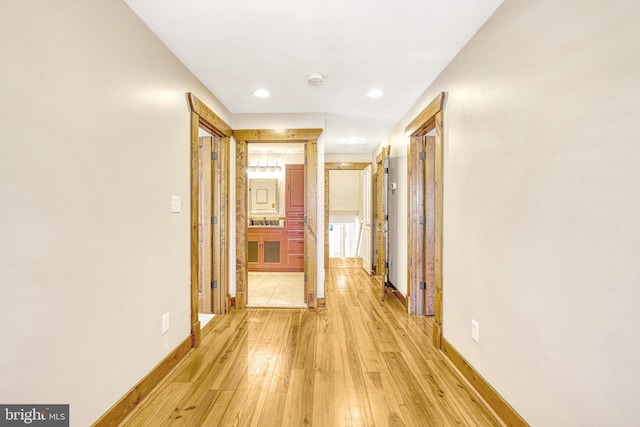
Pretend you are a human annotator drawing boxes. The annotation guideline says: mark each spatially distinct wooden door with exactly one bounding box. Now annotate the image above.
[198,136,213,313]
[360,165,373,274]
[423,136,436,316]
[408,135,436,315]
[197,133,225,314]
[375,147,390,290]
[304,141,318,307]
[211,133,226,315]
[408,135,424,314]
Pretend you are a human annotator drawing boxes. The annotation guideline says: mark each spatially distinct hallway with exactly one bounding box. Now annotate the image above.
[120,259,500,426]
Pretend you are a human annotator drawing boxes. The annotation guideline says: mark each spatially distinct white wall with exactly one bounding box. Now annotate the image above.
[233,113,325,130]
[329,170,361,213]
[325,153,372,163]
[0,1,230,425]
[376,1,640,425]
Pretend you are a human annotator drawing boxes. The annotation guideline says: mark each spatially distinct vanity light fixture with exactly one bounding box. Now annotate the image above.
[249,165,282,172]
[253,89,271,98]
[248,153,282,172]
[366,88,385,98]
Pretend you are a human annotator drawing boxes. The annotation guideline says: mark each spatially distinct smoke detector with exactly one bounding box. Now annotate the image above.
[307,73,324,86]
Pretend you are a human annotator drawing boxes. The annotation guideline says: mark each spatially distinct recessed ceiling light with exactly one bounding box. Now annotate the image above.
[366,89,385,98]
[253,89,270,98]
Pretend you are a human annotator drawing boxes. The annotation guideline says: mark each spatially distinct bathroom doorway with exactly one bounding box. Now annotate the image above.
[245,143,305,307]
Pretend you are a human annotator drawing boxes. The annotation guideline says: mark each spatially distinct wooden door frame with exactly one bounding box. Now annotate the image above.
[234,129,322,309]
[375,146,390,283]
[323,162,371,267]
[405,92,445,348]
[198,135,214,314]
[188,93,231,348]
[408,135,436,317]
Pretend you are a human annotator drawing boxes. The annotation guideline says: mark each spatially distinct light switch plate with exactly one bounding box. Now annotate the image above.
[471,320,479,343]
[171,196,181,213]
[162,312,170,334]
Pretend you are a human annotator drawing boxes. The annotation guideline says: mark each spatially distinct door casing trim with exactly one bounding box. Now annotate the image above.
[234,129,323,308]
[405,92,445,347]
[187,93,231,347]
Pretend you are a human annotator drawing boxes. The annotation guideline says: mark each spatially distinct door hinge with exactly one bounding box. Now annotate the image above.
[304,274,307,282]
[385,261,389,269]
[211,280,217,289]
[211,216,217,225]
[419,151,426,161]
[384,167,389,174]
[385,214,388,221]
[211,151,218,161]
[419,281,426,290]
[304,216,307,224]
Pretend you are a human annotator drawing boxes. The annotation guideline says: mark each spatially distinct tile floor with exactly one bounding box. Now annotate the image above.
[247,272,306,307]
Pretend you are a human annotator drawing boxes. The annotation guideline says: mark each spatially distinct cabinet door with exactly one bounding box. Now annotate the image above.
[248,240,260,264]
[263,240,281,264]
[286,165,305,211]
[247,229,284,271]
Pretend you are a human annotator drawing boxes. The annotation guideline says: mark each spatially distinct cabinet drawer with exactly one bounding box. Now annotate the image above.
[287,226,304,236]
[247,228,283,239]
[288,254,304,267]
[286,210,304,220]
[287,238,304,253]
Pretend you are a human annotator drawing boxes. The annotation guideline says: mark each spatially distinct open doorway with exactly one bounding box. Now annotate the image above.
[234,129,322,309]
[245,144,306,307]
[324,162,372,274]
[329,223,355,258]
[187,93,231,347]
[197,126,216,327]
[328,170,359,260]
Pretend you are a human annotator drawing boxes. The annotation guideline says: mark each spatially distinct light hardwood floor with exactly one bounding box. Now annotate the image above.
[120,258,501,426]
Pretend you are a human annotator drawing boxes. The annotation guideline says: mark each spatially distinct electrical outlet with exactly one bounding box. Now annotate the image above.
[171,196,181,213]
[471,320,479,343]
[162,312,170,334]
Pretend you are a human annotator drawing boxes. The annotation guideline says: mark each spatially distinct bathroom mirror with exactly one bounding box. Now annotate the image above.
[249,178,278,214]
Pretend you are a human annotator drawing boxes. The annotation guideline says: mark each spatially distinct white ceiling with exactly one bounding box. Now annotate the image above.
[124,0,503,153]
